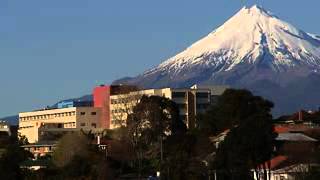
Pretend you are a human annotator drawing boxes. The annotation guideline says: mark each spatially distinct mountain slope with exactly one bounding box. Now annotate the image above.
[114,5,320,116]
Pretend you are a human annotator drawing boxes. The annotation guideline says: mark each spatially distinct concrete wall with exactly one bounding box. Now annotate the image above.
[19,107,101,143]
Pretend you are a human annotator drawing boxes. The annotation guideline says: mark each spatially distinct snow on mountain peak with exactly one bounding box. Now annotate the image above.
[241,5,274,17]
[144,5,320,79]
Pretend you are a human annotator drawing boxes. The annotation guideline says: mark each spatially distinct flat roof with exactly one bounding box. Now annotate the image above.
[276,133,318,142]
[21,141,57,148]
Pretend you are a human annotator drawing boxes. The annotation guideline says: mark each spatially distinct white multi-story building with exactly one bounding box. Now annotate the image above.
[110,85,228,129]
[19,107,101,143]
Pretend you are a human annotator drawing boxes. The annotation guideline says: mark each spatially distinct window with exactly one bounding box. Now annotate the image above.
[196,92,209,98]
[196,104,209,110]
[80,112,86,115]
[177,103,187,109]
[172,92,186,98]
[80,123,85,127]
[179,115,187,122]
[91,112,97,115]
[91,123,97,128]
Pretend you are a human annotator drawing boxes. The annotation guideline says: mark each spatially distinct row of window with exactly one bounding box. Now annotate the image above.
[37,122,76,129]
[80,112,97,116]
[196,103,209,110]
[172,92,186,98]
[25,146,55,152]
[19,125,34,129]
[20,111,76,121]
[177,103,187,109]
[172,92,210,99]
[111,109,128,114]
[80,122,97,128]
[64,122,76,128]
[111,95,141,105]
[111,120,125,125]
[196,92,210,98]
[20,111,97,121]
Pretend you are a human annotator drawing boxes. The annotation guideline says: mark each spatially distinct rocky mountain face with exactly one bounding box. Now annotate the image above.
[114,5,320,116]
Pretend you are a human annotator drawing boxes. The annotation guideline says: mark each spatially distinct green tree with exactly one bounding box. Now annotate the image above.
[52,131,90,167]
[127,95,186,177]
[0,132,33,180]
[200,89,276,180]
[50,131,114,179]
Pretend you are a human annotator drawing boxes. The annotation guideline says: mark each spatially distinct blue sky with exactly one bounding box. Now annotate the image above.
[1,0,320,117]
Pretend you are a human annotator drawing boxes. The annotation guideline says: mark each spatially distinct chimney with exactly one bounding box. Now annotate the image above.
[97,136,101,145]
[298,110,303,121]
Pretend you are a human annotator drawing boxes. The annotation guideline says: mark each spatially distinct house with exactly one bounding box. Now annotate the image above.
[275,132,318,157]
[21,142,57,158]
[254,155,319,180]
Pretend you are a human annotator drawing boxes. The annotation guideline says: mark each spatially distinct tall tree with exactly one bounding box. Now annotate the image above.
[126,95,186,177]
[200,89,277,180]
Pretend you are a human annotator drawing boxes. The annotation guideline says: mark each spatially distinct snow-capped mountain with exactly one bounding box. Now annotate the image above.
[115,5,320,115]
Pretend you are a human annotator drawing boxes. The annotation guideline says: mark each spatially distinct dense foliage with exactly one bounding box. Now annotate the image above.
[0,134,32,180]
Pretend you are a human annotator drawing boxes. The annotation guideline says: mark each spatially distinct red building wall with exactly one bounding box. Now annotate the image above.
[93,85,111,129]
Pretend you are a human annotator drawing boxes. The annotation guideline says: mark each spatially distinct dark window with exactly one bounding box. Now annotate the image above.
[196,92,209,98]
[80,112,86,115]
[177,104,187,109]
[196,104,209,110]
[179,115,187,123]
[80,123,85,127]
[91,112,97,115]
[172,92,186,98]
[91,123,97,128]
